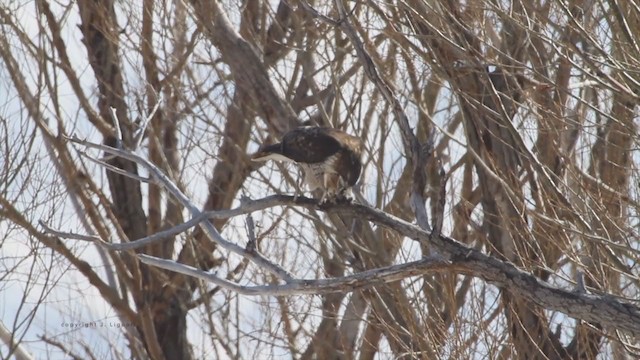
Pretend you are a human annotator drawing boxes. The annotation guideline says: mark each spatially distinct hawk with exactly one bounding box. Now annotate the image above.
[251,126,363,203]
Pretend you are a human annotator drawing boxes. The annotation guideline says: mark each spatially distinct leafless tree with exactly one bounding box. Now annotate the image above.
[1,0,638,359]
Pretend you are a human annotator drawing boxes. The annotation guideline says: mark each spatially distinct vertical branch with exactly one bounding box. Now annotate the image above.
[77,0,148,242]
[333,0,431,232]
[142,0,163,243]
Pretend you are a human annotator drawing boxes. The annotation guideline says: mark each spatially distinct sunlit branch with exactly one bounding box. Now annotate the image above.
[133,94,161,150]
[130,194,640,337]
[138,253,453,296]
[0,320,35,360]
[77,149,151,184]
[42,195,314,250]
[39,222,104,244]
[63,135,295,282]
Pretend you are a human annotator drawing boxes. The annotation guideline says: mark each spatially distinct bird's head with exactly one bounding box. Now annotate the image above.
[250,143,293,163]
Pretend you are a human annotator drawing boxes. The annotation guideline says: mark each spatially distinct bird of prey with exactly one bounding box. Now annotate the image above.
[251,126,363,203]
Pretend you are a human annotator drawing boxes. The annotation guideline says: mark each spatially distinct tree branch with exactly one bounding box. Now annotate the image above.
[137,195,640,337]
[64,136,294,282]
[138,253,452,296]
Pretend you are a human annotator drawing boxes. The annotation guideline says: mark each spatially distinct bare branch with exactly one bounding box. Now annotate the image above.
[67,135,294,282]
[42,195,306,249]
[138,253,452,296]
[135,195,640,337]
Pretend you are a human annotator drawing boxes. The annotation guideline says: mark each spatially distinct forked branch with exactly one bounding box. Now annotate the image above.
[43,137,640,338]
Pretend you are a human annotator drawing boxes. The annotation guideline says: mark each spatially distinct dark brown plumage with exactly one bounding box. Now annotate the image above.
[251,127,363,202]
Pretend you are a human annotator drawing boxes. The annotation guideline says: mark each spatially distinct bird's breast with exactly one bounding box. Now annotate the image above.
[299,154,339,190]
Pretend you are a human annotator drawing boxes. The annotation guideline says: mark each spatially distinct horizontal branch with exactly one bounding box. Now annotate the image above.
[322,199,640,337]
[57,134,640,337]
[43,195,298,251]
[141,194,640,337]
[138,253,454,296]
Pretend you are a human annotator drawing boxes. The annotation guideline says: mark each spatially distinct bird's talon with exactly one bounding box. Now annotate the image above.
[335,193,352,204]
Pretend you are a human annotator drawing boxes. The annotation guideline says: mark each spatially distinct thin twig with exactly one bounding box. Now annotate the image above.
[297,1,340,26]
[77,150,151,183]
[132,93,161,150]
[39,221,102,242]
[110,107,123,149]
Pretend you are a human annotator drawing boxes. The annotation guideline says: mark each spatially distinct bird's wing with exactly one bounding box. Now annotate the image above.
[281,127,343,163]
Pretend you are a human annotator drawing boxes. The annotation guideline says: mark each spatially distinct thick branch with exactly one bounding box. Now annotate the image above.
[139,195,640,337]
[189,0,298,134]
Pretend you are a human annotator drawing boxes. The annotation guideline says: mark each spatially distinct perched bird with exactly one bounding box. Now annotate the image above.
[251,126,363,203]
